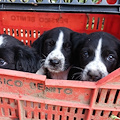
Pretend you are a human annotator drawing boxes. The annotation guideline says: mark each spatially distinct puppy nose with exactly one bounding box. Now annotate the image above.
[49,59,60,66]
[87,70,102,81]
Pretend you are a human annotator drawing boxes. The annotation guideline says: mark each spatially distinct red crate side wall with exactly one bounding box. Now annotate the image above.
[0,12,120,45]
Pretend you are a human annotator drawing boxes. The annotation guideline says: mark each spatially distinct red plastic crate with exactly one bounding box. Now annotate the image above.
[0,11,120,120]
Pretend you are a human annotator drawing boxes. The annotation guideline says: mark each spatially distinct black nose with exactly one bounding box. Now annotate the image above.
[49,59,60,66]
[87,70,102,81]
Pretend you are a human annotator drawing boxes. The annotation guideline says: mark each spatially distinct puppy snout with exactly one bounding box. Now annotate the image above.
[87,70,102,81]
[49,59,60,66]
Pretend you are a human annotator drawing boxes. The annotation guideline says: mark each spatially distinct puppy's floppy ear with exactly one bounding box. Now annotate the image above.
[71,32,87,51]
[14,45,40,73]
[70,32,87,65]
[116,39,120,68]
[31,31,47,57]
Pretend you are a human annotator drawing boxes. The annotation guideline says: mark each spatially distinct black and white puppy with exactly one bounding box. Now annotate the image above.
[32,27,86,79]
[68,32,120,81]
[0,34,39,73]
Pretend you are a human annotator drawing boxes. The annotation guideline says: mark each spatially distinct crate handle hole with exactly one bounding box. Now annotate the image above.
[78,0,87,3]
[52,114,55,120]
[92,0,102,4]
[96,18,100,30]
[92,110,96,115]
[9,109,12,116]
[82,109,86,114]
[32,111,34,118]
[113,89,120,104]
[67,116,69,120]
[86,14,89,29]
[53,105,55,110]
[104,89,110,103]
[101,17,105,30]
[7,0,15,2]
[38,112,41,119]
[107,0,117,4]
[20,0,29,3]
[100,110,104,116]
[64,0,72,3]
[91,17,95,29]
[1,108,5,115]
[75,108,78,113]
[36,0,43,2]
[48,0,58,3]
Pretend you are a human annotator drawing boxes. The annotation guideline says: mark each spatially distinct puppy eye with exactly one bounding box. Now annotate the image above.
[48,40,55,46]
[0,58,7,66]
[107,55,115,62]
[107,54,115,62]
[82,51,89,58]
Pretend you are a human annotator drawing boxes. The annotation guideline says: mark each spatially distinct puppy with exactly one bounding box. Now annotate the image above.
[0,34,39,73]
[68,32,120,81]
[31,27,86,79]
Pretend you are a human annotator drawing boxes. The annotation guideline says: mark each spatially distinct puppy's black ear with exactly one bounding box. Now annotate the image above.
[117,40,120,68]
[31,31,47,57]
[71,32,87,51]
[71,32,87,63]
[14,45,40,73]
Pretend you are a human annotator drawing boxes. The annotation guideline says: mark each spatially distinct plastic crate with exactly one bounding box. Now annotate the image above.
[0,2,120,120]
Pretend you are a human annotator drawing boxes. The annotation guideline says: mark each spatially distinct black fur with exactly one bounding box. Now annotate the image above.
[32,27,86,79]
[0,34,40,73]
[68,32,120,81]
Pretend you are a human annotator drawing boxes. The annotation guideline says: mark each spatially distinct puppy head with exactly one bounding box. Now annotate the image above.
[0,34,39,73]
[32,27,85,73]
[0,47,16,70]
[75,32,120,81]
[0,46,39,73]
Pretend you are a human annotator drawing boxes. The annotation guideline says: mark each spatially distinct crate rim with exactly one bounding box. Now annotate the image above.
[0,0,120,14]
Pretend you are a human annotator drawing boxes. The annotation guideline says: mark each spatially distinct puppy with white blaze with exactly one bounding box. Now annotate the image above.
[31,27,86,79]
[68,32,120,81]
